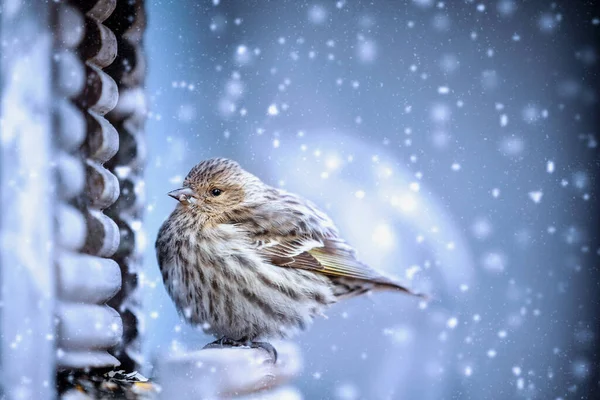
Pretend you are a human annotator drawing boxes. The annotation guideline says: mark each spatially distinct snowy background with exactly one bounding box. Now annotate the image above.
[142,1,599,398]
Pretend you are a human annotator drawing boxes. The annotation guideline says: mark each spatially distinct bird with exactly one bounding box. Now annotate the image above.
[155,157,422,362]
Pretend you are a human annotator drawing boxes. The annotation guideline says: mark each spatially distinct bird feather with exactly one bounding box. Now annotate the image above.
[255,235,418,295]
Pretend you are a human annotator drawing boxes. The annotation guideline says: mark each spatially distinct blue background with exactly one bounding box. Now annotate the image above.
[142,1,599,398]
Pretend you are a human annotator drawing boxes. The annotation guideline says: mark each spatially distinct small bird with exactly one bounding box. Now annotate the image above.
[156,158,421,362]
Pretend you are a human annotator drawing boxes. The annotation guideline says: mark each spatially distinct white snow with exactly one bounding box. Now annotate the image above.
[528,191,543,204]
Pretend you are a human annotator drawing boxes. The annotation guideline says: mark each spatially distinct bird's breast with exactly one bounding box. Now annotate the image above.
[157,219,336,340]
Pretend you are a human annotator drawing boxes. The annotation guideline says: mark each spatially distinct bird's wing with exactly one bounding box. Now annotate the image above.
[254,235,417,294]
[234,189,420,295]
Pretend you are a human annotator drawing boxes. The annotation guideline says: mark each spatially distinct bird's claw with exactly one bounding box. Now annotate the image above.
[202,338,278,363]
[202,336,246,349]
[250,341,278,364]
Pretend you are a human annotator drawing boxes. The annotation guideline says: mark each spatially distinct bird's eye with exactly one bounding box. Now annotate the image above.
[210,188,222,197]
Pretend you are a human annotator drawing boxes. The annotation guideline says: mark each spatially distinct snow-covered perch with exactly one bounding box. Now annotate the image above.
[155,342,302,399]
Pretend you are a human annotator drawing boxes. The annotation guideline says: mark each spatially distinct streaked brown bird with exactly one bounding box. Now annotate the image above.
[155,158,421,361]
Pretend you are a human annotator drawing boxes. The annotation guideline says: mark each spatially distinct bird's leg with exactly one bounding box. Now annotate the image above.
[203,336,247,349]
[203,338,277,363]
[250,341,278,363]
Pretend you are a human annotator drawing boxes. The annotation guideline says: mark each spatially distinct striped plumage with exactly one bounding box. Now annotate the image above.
[155,158,419,344]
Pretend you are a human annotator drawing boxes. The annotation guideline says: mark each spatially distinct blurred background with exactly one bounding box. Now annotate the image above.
[141,1,599,398]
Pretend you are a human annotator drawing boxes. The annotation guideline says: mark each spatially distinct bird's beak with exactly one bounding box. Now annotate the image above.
[168,187,197,203]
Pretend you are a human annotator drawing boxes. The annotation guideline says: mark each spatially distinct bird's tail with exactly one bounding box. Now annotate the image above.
[331,275,428,301]
[374,278,429,300]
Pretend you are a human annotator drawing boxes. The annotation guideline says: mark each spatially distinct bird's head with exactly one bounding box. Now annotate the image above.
[168,158,263,222]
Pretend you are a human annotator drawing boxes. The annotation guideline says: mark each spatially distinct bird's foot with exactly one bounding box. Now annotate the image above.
[202,336,248,350]
[250,341,278,364]
[202,338,277,363]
